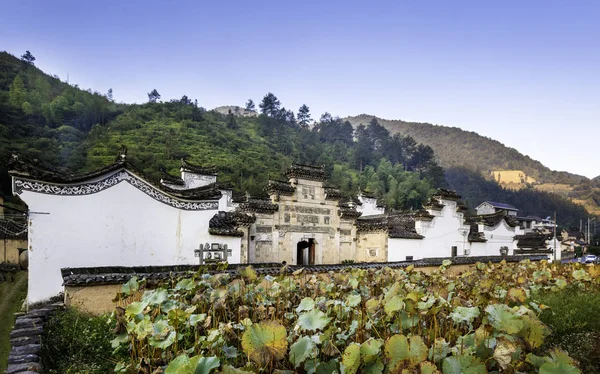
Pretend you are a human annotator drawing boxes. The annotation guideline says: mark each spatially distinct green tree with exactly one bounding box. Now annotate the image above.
[245,99,255,111]
[20,50,35,65]
[259,92,281,116]
[9,75,27,109]
[147,89,161,103]
[297,104,311,128]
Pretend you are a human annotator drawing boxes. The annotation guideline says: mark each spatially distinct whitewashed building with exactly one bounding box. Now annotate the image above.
[9,152,246,303]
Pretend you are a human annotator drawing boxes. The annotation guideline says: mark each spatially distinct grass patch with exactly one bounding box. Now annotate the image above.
[0,271,27,372]
[535,286,600,373]
[42,307,125,374]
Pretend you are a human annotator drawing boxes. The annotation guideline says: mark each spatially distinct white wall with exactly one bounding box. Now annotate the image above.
[357,196,385,217]
[19,175,240,304]
[472,221,522,256]
[388,202,468,261]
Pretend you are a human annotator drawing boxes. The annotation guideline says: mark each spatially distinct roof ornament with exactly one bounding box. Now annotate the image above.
[118,145,128,162]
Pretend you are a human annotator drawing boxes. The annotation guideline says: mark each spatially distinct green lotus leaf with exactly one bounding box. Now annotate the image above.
[219,365,248,374]
[241,320,288,365]
[400,311,419,330]
[554,278,567,289]
[133,317,153,339]
[290,336,316,367]
[222,345,238,359]
[148,330,176,349]
[383,282,400,304]
[572,269,589,281]
[175,278,195,291]
[449,306,480,326]
[341,343,361,374]
[346,293,361,308]
[526,353,548,369]
[384,295,404,316]
[441,355,486,374]
[539,362,581,374]
[360,338,383,363]
[165,354,191,374]
[110,333,129,349]
[385,334,427,370]
[303,359,318,374]
[190,356,220,374]
[190,313,207,327]
[125,301,144,316]
[485,304,524,334]
[442,259,452,267]
[521,313,550,349]
[152,319,171,339]
[296,297,316,313]
[121,276,139,296]
[362,358,384,374]
[419,361,441,374]
[547,348,578,366]
[297,309,331,332]
[429,338,450,363]
[316,359,339,374]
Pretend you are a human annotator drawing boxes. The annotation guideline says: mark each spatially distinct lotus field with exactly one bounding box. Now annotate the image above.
[110,260,600,373]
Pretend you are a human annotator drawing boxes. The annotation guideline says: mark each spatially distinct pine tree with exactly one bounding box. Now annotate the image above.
[297,104,311,128]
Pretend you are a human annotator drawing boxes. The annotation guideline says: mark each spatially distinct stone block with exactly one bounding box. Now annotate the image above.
[10,335,41,347]
[5,362,42,374]
[8,354,40,364]
[10,326,43,339]
[10,343,41,356]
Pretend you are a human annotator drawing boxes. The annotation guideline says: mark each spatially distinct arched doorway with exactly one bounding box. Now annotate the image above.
[296,238,316,265]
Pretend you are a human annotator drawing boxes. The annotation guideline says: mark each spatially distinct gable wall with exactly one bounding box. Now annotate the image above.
[17,178,240,304]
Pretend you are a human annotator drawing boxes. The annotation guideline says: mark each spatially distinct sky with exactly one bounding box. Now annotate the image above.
[2,0,599,178]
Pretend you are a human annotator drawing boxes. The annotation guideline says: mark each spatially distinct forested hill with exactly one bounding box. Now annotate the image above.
[0,51,591,228]
[344,114,586,185]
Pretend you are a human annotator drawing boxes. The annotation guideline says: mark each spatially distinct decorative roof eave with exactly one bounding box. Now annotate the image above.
[284,163,327,181]
[424,200,444,211]
[266,180,296,196]
[324,187,344,200]
[432,188,462,201]
[475,210,518,228]
[209,211,254,237]
[209,228,244,237]
[9,153,221,211]
[160,169,185,186]
[388,230,424,239]
[239,200,279,214]
[180,159,218,175]
[338,208,362,220]
[413,210,435,222]
[456,203,469,212]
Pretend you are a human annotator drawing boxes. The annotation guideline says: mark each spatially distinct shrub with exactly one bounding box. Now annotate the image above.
[536,286,600,336]
[41,307,125,374]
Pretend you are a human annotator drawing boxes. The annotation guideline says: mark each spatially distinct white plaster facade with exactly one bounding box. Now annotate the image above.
[357,195,385,217]
[14,168,240,304]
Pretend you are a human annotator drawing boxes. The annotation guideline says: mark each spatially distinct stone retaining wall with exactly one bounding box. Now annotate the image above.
[5,302,63,374]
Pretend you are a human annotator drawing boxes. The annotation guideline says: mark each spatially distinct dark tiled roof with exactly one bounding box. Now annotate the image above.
[61,255,549,286]
[209,211,255,237]
[266,180,295,195]
[468,223,487,243]
[456,203,469,212]
[424,199,444,211]
[284,164,327,181]
[481,201,518,211]
[475,210,519,228]
[8,152,222,201]
[239,199,279,214]
[324,187,344,200]
[357,215,387,232]
[160,169,185,186]
[180,159,217,175]
[413,210,435,221]
[515,233,551,249]
[388,214,424,239]
[339,207,362,219]
[432,189,461,201]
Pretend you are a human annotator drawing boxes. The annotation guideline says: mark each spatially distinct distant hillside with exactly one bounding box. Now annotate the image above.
[344,114,585,184]
[345,114,599,216]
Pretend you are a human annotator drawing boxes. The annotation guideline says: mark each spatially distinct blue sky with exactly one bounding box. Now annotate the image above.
[2,1,599,178]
